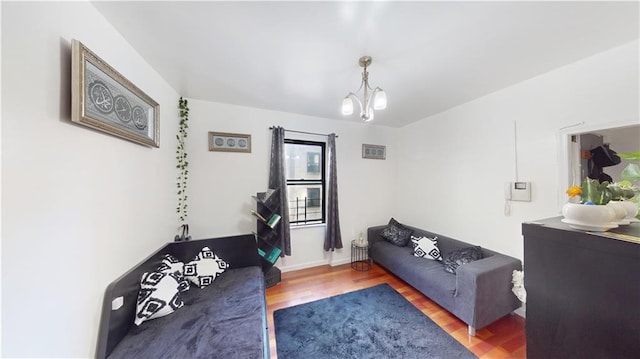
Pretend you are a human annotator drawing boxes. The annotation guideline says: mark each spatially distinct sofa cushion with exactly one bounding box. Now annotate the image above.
[370,240,456,309]
[134,270,184,326]
[184,246,228,288]
[443,246,483,274]
[380,218,413,246]
[410,235,442,261]
[157,254,190,292]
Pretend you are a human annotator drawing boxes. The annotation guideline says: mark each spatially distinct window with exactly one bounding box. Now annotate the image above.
[306,152,320,173]
[285,139,325,225]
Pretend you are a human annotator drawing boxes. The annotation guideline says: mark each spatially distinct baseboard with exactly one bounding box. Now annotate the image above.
[514,304,526,318]
[278,260,329,273]
[277,257,353,273]
[329,258,350,267]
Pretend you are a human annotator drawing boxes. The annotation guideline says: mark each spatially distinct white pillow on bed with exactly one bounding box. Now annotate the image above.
[134,270,184,326]
[157,254,190,292]
[184,246,228,288]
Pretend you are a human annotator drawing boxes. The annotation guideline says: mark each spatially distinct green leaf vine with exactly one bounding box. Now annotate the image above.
[177,97,189,223]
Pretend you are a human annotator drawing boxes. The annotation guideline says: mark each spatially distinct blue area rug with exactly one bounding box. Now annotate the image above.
[274,284,477,359]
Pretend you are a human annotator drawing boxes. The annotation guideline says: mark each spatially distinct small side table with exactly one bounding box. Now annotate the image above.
[351,240,371,271]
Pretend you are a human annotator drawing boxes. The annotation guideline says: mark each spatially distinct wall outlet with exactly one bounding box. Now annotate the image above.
[112,296,124,311]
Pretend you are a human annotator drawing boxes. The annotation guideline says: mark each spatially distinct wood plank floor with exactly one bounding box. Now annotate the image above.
[266,263,526,358]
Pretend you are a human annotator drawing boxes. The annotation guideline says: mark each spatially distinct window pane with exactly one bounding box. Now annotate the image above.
[287,184,323,223]
[285,143,322,180]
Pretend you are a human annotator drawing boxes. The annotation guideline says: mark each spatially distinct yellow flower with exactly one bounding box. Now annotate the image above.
[566,186,582,197]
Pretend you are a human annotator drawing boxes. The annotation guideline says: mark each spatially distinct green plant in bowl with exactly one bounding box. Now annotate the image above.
[616,151,640,219]
[608,182,636,201]
[581,178,612,205]
[619,151,640,182]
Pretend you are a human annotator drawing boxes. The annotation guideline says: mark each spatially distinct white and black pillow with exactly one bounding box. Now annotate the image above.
[134,270,184,326]
[443,246,483,274]
[410,235,442,261]
[157,254,190,292]
[380,218,414,247]
[158,254,183,272]
[184,246,228,288]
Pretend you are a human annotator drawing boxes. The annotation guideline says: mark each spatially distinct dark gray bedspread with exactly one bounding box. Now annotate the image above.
[108,266,267,359]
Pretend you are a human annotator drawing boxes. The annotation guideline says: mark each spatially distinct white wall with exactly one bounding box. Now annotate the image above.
[395,40,639,260]
[1,2,179,357]
[185,99,398,271]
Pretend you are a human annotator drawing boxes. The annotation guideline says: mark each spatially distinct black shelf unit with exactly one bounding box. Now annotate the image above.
[252,189,282,286]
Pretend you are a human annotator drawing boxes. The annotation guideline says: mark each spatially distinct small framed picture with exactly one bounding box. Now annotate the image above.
[362,144,386,160]
[209,132,252,153]
[71,39,160,147]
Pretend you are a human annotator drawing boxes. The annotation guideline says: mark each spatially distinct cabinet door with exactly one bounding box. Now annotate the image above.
[524,226,640,359]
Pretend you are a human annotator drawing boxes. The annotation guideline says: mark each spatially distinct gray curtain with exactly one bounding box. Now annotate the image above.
[324,133,343,251]
[268,126,291,256]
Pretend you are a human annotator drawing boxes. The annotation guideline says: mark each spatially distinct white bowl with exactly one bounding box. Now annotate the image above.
[562,203,615,225]
[607,201,631,224]
[618,200,639,220]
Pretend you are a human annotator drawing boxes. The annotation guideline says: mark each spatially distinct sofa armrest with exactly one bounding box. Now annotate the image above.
[367,225,388,246]
[454,254,522,329]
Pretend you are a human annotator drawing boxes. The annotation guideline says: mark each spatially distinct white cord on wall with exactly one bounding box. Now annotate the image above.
[514,121,519,182]
[504,121,517,217]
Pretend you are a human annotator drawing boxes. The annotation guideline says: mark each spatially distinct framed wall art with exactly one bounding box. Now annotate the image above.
[208,132,252,153]
[362,144,386,160]
[71,39,160,147]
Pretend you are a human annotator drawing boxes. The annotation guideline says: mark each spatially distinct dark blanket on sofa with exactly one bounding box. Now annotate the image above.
[108,267,266,359]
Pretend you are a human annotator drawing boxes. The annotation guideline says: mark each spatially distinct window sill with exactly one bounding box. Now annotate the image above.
[290,223,326,230]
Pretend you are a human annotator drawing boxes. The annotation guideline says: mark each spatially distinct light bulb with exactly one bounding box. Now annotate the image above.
[373,88,387,110]
[341,96,354,115]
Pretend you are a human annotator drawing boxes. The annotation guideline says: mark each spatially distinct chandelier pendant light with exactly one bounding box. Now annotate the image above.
[341,56,387,122]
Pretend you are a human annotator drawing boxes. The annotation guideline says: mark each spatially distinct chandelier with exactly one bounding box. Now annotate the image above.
[341,56,387,122]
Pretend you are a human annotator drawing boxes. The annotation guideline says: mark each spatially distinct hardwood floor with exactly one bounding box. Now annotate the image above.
[266,263,526,358]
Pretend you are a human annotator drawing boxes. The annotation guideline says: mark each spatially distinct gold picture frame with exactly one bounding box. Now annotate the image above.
[208,132,252,153]
[71,39,160,147]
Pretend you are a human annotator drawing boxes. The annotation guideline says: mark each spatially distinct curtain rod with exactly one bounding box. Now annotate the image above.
[269,126,338,138]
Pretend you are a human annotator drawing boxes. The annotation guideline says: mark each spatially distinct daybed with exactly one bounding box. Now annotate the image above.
[96,234,269,359]
[368,220,522,335]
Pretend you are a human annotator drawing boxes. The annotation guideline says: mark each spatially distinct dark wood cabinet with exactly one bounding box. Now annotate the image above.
[522,217,640,359]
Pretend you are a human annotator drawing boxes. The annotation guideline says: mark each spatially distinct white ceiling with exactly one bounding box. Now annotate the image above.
[92,1,639,127]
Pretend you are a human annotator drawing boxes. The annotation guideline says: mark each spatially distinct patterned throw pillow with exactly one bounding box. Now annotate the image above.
[184,246,228,288]
[443,246,483,274]
[134,270,184,326]
[157,254,190,292]
[380,218,413,246]
[410,235,442,261]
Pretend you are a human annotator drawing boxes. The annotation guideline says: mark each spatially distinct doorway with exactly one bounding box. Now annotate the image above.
[559,121,640,210]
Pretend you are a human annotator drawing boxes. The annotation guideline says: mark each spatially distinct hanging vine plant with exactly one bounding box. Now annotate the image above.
[176,97,190,226]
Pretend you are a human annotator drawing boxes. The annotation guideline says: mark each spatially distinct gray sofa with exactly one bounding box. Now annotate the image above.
[96,234,269,359]
[368,224,522,335]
